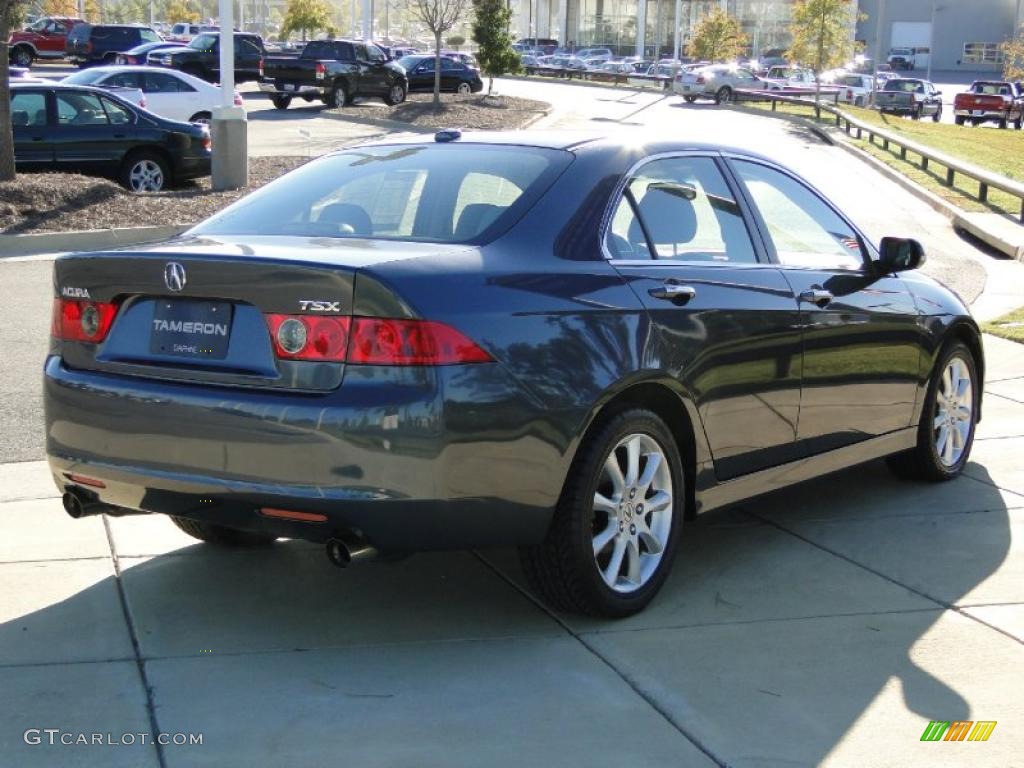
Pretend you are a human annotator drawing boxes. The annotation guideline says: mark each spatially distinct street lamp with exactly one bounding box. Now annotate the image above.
[212,0,247,190]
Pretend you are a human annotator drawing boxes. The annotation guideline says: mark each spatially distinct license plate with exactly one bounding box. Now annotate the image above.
[150,299,232,360]
[974,110,984,115]
[284,83,297,91]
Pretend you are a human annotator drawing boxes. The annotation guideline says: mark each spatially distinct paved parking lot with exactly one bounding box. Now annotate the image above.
[3,70,1024,766]
[1,334,1021,767]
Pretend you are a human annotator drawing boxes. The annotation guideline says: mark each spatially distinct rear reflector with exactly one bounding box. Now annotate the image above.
[64,473,106,489]
[262,314,493,366]
[52,298,118,343]
[259,507,327,523]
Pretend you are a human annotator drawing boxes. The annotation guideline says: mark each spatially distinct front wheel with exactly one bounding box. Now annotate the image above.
[271,93,291,110]
[456,81,471,94]
[385,82,407,105]
[171,517,277,547]
[887,341,978,482]
[519,408,685,617]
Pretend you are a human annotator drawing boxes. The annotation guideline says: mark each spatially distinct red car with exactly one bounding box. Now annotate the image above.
[8,16,83,67]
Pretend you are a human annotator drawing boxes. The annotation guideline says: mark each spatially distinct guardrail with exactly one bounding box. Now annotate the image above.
[735,89,1024,223]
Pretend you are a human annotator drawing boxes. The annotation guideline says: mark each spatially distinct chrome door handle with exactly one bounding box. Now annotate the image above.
[799,289,834,307]
[648,284,697,305]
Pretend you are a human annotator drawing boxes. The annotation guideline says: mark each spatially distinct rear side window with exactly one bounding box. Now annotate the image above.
[56,91,109,125]
[192,144,572,243]
[10,92,48,127]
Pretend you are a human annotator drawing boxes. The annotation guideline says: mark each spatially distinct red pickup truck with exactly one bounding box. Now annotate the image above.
[7,16,83,67]
[953,80,1024,129]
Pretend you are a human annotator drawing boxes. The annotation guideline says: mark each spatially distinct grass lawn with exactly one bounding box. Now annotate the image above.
[742,100,1024,216]
[982,307,1024,343]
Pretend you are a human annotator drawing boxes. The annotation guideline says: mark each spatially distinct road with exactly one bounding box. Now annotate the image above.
[0,71,999,464]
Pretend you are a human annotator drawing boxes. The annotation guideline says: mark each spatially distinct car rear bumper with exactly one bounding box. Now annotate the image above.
[953,109,1006,119]
[174,155,211,180]
[44,355,563,551]
[260,81,324,97]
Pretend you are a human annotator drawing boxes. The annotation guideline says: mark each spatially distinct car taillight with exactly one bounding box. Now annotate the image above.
[696,75,705,84]
[266,314,350,361]
[347,318,493,365]
[258,58,264,78]
[846,89,853,100]
[52,298,118,343]
[262,315,493,365]
[315,61,325,80]
[139,95,147,108]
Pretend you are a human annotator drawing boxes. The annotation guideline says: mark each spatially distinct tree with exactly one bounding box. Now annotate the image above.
[163,0,201,23]
[445,34,464,49]
[43,0,99,19]
[786,0,862,111]
[280,0,332,41]
[411,0,470,107]
[471,0,519,96]
[1001,25,1024,82]
[1,0,28,181]
[690,7,748,64]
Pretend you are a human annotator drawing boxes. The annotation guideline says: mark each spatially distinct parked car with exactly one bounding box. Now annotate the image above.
[62,65,242,124]
[114,40,180,65]
[835,73,876,106]
[953,80,1024,129]
[516,37,558,55]
[673,64,767,103]
[45,131,983,617]
[397,54,483,94]
[8,81,210,192]
[7,15,83,67]
[887,47,925,71]
[433,49,478,69]
[762,65,815,90]
[66,23,162,68]
[574,47,613,63]
[148,31,265,83]
[165,22,217,43]
[875,78,943,121]
[262,39,407,110]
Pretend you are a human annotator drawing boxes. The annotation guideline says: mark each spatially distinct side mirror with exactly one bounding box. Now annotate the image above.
[878,236,926,273]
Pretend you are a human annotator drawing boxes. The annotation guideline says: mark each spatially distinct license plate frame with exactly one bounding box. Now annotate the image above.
[150,299,233,360]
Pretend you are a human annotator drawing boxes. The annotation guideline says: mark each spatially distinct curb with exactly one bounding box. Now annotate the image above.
[319,101,554,133]
[0,225,189,258]
[731,104,1024,262]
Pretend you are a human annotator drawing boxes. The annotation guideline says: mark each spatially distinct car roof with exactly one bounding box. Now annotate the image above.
[11,80,121,92]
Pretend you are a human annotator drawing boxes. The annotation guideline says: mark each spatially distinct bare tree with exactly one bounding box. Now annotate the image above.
[1,0,28,181]
[411,0,470,107]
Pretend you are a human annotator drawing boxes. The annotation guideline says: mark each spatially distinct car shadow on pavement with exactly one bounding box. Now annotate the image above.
[0,462,1016,766]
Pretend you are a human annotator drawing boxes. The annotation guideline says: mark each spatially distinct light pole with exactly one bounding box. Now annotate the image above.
[871,0,887,107]
[212,0,247,190]
[926,0,935,82]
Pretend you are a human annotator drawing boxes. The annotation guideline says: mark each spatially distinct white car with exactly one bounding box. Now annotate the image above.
[61,65,241,124]
[673,65,768,103]
[834,73,876,106]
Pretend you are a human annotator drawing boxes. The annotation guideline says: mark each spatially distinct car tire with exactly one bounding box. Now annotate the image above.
[715,86,733,105]
[932,105,941,122]
[684,95,698,103]
[119,151,169,193]
[999,114,1009,129]
[886,340,979,482]
[325,83,346,109]
[1015,114,1023,130]
[385,81,407,105]
[912,105,922,120]
[171,516,277,547]
[271,93,291,110]
[954,115,965,126]
[188,111,212,124]
[11,46,33,68]
[519,407,685,617]
[457,81,471,94]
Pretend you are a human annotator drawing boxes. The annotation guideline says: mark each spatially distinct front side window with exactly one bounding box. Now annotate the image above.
[140,28,159,43]
[56,91,109,125]
[733,160,865,271]
[192,145,572,244]
[604,156,757,263]
[189,34,218,52]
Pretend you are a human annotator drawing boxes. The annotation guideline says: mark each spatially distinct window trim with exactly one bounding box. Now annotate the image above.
[600,150,770,266]
[721,153,877,272]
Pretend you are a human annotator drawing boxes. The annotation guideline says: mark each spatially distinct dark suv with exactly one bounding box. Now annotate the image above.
[66,23,161,67]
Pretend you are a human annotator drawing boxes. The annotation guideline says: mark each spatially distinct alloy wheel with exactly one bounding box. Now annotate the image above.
[934,356,973,467]
[13,48,32,67]
[592,433,673,593]
[128,160,164,193]
[390,84,406,104]
[457,82,471,94]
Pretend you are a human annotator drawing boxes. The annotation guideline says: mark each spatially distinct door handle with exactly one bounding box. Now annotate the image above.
[799,288,834,307]
[648,284,697,305]
[31,136,45,142]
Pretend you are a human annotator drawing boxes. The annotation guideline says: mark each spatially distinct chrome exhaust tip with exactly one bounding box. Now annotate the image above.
[325,537,378,568]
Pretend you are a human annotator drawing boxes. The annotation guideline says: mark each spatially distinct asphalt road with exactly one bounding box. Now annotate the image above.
[0,71,996,462]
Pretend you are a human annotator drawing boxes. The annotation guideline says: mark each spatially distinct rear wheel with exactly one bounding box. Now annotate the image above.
[456,81,471,94]
[932,105,942,122]
[715,86,733,105]
[271,93,292,110]
[171,517,277,547]
[324,82,346,109]
[954,115,965,126]
[519,408,685,617]
[11,46,33,68]
[1015,114,1023,130]
[887,341,978,482]
[684,95,698,103]
[999,113,1009,129]
[188,111,212,124]
[912,104,922,120]
[119,151,169,193]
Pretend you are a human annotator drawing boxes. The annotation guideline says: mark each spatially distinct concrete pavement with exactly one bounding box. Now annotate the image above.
[1,333,1022,767]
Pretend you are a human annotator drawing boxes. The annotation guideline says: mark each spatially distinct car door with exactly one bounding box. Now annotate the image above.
[440,57,463,91]
[606,154,804,480]
[728,158,921,456]
[234,36,262,81]
[53,90,128,173]
[354,42,389,94]
[10,89,54,168]
[39,19,67,56]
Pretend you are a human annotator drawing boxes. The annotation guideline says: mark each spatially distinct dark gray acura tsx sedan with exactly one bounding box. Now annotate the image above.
[45,131,983,617]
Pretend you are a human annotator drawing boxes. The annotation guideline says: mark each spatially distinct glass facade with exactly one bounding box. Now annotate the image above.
[515,0,794,57]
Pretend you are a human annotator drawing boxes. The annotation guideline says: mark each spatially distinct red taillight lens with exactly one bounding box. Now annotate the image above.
[201,131,212,151]
[347,318,493,366]
[139,95,147,108]
[233,91,243,106]
[265,314,351,361]
[315,61,325,79]
[696,75,705,84]
[262,314,492,366]
[259,59,264,77]
[52,298,118,343]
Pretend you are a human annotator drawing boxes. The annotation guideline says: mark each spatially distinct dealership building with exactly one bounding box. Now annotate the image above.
[511,0,1024,69]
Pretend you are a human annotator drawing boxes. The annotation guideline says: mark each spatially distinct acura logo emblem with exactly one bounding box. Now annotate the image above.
[164,262,186,292]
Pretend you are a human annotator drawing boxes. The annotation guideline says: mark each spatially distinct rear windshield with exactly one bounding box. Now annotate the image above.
[884,80,919,92]
[192,144,572,244]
